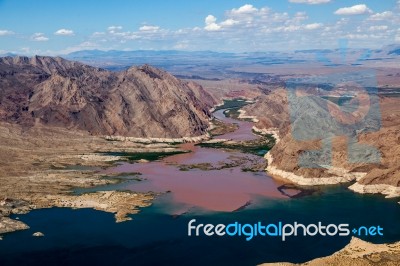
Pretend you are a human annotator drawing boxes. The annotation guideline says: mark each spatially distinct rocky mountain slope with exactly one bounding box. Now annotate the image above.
[243,88,400,195]
[0,56,215,137]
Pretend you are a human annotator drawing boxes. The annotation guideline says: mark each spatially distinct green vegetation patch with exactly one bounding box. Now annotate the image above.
[322,96,353,106]
[223,108,241,119]
[214,98,250,111]
[209,118,238,136]
[213,98,255,121]
[178,163,213,171]
[98,150,188,161]
[197,134,275,156]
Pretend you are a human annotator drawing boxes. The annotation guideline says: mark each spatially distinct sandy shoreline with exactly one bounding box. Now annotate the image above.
[32,190,155,222]
[349,182,400,198]
[265,152,366,186]
[104,133,210,144]
[238,109,259,122]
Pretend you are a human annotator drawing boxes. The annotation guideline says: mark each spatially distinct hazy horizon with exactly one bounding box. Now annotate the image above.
[1,0,399,55]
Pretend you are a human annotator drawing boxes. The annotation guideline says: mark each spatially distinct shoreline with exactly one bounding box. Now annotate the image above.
[0,134,183,230]
[104,133,210,144]
[349,182,400,198]
[261,127,400,200]
[255,125,366,186]
[264,152,366,186]
[238,109,259,122]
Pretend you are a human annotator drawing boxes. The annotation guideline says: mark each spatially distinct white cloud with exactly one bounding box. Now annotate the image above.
[305,23,323,30]
[31,33,49,41]
[275,24,320,32]
[204,23,221,31]
[59,41,100,54]
[120,33,140,40]
[92,26,152,42]
[334,4,372,15]
[204,15,221,31]
[21,47,30,52]
[54,29,74,36]
[139,25,160,32]
[346,33,369,39]
[174,40,190,49]
[280,25,301,32]
[289,0,331,4]
[368,11,393,20]
[77,41,98,48]
[230,4,257,15]
[0,30,14,36]
[107,26,122,32]
[46,3,400,53]
[293,12,309,22]
[205,15,217,25]
[34,36,49,41]
[203,15,239,31]
[369,25,388,31]
[220,19,239,27]
[92,32,105,36]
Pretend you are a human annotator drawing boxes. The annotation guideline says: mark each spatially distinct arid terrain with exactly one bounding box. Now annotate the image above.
[239,80,400,198]
[0,56,217,235]
[0,51,399,265]
[0,120,187,234]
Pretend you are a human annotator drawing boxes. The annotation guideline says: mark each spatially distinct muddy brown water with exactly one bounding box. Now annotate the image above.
[213,109,258,141]
[101,107,292,212]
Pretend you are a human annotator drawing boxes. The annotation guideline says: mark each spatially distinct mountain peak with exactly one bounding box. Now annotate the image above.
[0,56,215,138]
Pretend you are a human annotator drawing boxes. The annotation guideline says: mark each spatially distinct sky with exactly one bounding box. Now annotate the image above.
[0,0,399,55]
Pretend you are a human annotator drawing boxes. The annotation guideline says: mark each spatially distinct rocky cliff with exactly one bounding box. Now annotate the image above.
[243,88,400,195]
[0,56,215,137]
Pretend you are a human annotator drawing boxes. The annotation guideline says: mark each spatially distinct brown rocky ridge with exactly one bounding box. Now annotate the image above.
[0,56,215,138]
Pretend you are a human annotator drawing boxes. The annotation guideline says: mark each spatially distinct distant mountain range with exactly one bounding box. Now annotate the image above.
[67,49,236,58]
[63,45,400,71]
[2,44,398,73]
[0,56,215,137]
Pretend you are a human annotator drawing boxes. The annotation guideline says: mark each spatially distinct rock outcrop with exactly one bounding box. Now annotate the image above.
[0,217,29,234]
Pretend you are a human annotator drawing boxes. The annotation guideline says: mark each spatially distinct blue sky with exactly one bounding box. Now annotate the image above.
[0,0,399,54]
